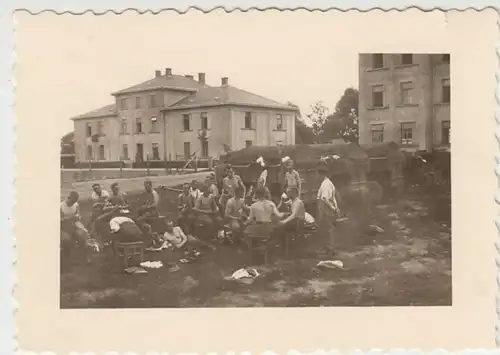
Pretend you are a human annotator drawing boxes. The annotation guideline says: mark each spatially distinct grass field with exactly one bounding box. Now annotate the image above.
[60,183,451,308]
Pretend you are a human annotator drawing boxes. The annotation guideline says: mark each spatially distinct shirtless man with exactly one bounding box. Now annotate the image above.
[162,219,216,253]
[244,186,284,240]
[224,186,249,240]
[138,179,160,218]
[193,185,222,239]
[109,182,128,206]
[220,165,246,212]
[276,187,306,237]
[178,182,196,234]
[284,159,302,197]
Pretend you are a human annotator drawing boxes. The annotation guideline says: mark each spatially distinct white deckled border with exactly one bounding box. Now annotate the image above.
[9,6,499,355]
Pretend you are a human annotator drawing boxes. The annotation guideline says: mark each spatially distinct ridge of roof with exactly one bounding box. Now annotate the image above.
[112,74,209,95]
[163,85,298,111]
[71,103,117,120]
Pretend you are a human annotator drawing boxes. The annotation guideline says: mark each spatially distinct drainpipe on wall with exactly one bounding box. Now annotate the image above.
[426,55,435,153]
[162,111,168,170]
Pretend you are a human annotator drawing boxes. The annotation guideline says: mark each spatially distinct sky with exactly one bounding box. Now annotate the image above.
[16,10,361,135]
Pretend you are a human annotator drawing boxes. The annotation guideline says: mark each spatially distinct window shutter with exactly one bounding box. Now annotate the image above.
[252,114,257,129]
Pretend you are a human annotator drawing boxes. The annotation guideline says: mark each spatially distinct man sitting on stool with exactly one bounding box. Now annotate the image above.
[224,186,249,241]
[244,186,284,243]
[275,186,306,241]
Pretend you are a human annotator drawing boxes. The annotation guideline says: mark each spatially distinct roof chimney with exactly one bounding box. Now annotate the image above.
[165,68,172,76]
[198,72,206,84]
[221,77,229,86]
[185,74,194,79]
[155,70,161,78]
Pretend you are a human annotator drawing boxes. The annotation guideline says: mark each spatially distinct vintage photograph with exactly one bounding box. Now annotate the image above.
[15,8,498,352]
[60,52,451,308]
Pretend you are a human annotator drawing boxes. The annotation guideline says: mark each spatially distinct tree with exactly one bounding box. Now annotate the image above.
[306,101,330,139]
[288,102,315,144]
[318,88,359,143]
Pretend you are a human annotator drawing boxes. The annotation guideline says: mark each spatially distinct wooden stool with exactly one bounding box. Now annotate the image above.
[113,241,145,268]
[282,219,305,258]
[247,234,271,264]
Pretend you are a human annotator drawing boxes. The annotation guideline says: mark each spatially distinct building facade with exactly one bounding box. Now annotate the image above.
[358,54,450,152]
[72,69,296,164]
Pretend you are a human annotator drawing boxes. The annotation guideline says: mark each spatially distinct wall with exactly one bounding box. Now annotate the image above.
[73,114,119,162]
[112,88,191,162]
[165,105,296,159]
[165,106,232,160]
[229,107,295,150]
[358,54,450,152]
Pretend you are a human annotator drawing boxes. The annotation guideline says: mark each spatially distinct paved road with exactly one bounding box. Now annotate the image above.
[61,171,211,200]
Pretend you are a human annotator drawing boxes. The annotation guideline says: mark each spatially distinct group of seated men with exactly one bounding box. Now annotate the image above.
[60,162,308,259]
[177,165,307,244]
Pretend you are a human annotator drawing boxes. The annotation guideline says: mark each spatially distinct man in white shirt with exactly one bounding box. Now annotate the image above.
[316,166,339,251]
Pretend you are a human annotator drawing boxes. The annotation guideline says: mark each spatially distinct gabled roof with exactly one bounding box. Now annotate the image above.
[163,85,298,111]
[71,103,117,120]
[112,74,208,95]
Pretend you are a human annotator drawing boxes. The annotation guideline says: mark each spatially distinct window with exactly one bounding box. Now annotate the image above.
[97,121,104,135]
[99,145,105,160]
[201,141,209,157]
[122,144,129,160]
[442,78,451,103]
[400,81,414,105]
[401,54,413,65]
[150,117,159,133]
[400,122,416,145]
[152,143,160,160]
[182,114,190,131]
[86,123,92,137]
[441,54,450,63]
[244,112,253,129]
[136,118,142,134]
[120,119,127,134]
[276,114,284,130]
[371,125,384,143]
[120,98,127,110]
[184,142,191,159]
[276,140,283,147]
[86,145,93,160]
[200,112,208,130]
[150,94,157,108]
[372,85,385,108]
[372,54,384,69]
[245,140,253,148]
[442,121,451,144]
[135,96,141,109]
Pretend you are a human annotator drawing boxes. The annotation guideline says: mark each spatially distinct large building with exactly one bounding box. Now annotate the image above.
[72,69,297,164]
[358,54,450,153]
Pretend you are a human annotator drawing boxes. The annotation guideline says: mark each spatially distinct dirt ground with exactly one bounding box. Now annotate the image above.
[60,184,451,308]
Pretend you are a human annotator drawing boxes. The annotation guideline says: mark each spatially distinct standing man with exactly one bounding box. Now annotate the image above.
[220,165,246,213]
[316,166,339,253]
[284,159,302,197]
